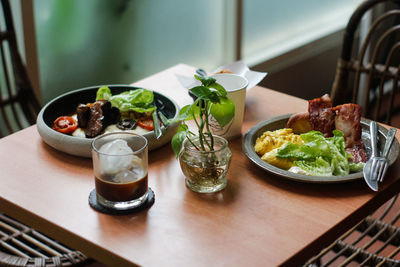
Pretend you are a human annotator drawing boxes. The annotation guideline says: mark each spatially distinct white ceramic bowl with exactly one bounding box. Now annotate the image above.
[37,85,180,158]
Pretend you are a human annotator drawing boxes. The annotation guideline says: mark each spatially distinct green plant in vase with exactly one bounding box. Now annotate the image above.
[171,75,235,193]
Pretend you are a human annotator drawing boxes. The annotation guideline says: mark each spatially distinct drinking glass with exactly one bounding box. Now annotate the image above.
[91,132,148,210]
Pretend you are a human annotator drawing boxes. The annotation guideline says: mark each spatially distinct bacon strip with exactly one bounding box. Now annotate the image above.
[308,94,335,137]
[333,103,367,163]
[333,103,362,147]
[346,141,368,163]
[287,94,368,163]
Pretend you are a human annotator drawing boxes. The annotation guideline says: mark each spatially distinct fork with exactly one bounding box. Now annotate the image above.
[369,121,396,183]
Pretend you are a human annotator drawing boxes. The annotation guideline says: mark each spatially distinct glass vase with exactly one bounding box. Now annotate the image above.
[179,135,232,193]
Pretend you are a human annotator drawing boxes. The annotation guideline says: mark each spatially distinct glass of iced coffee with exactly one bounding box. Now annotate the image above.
[91,132,148,210]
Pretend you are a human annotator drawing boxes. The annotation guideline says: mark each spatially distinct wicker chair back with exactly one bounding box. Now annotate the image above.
[331,0,400,124]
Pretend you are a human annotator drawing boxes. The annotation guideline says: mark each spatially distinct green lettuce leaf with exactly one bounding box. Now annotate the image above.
[349,162,365,172]
[95,86,156,113]
[96,86,112,101]
[294,157,332,176]
[277,131,332,160]
[276,129,356,176]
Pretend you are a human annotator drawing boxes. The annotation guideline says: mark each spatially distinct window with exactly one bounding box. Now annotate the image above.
[243,0,364,65]
[28,0,364,102]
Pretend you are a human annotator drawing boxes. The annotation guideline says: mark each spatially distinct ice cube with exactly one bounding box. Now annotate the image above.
[99,138,132,154]
[112,169,144,183]
[99,139,141,175]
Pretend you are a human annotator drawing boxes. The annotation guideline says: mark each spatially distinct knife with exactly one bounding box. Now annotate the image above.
[363,121,379,191]
[378,127,397,182]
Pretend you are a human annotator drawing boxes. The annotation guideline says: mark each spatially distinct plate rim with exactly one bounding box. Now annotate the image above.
[242,114,400,183]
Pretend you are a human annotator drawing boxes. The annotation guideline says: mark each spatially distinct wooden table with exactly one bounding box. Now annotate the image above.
[1,64,400,267]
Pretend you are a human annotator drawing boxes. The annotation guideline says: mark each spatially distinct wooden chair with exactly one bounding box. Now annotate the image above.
[331,0,400,125]
[306,0,400,265]
[0,1,92,266]
[0,0,41,137]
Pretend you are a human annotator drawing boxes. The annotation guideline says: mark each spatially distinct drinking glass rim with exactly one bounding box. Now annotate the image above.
[210,73,248,92]
[91,132,148,156]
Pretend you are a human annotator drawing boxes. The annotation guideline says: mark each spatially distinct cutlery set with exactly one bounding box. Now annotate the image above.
[363,121,397,191]
[153,98,170,140]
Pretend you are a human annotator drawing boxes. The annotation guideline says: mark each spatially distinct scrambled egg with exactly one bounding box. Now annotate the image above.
[254,128,303,169]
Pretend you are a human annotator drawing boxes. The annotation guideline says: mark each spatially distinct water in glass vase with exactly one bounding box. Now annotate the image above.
[179,135,232,193]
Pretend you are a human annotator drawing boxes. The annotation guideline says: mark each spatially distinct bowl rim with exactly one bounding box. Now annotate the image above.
[37,84,180,139]
[36,84,181,157]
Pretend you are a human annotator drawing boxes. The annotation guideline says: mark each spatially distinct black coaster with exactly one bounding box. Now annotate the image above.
[88,188,155,215]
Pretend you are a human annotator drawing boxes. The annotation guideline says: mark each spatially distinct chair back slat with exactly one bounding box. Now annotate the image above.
[366,25,400,120]
[0,88,13,135]
[387,68,400,124]
[351,10,400,104]
[0,42,24,133]
[331,0,400,125]
[0,0,41,138]
[376,42,400,122]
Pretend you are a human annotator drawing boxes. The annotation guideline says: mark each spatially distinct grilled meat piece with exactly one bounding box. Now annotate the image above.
[286,94,368,164]
[346,141,368,163]
[333,103,367,163]
[86,102,104,138]
[308,94,335,137]
[333,103,362,148]
[85,100,120,138]
[286,112,312,134]
[76,104,90,128]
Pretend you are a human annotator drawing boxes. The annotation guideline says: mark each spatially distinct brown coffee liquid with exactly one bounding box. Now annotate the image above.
[95,173,148,202]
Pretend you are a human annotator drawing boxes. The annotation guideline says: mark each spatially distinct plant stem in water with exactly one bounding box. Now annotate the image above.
[186,136,200,150]
[204,104,214,150]
[198,101,206,150]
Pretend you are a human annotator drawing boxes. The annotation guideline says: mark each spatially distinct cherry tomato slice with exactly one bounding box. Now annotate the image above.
[137,117,154,131]
[53,116,78,134]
